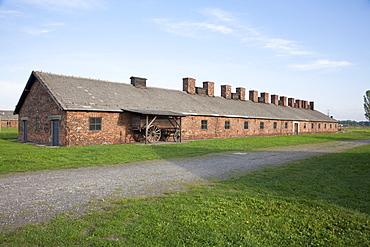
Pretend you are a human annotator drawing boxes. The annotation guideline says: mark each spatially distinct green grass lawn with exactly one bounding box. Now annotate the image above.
[0,127,369,174]
[1,140,369,246]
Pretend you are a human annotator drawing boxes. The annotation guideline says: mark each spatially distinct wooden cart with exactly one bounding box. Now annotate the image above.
[129,111,183,144]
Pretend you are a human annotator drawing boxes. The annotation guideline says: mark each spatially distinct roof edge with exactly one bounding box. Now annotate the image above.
[14,71,36,114]
[14,71,64,114]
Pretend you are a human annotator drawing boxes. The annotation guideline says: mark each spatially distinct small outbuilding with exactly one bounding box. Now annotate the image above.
[14,71,338,146]
[0,110,18,129]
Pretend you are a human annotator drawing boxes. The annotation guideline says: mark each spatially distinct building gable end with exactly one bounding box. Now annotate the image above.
[14,71,64,114]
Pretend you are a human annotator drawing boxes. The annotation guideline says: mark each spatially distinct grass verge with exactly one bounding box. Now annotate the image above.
[1,143,369,246]
[1,128,370,174]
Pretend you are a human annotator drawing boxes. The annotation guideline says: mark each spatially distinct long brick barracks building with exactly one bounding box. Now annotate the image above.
[14,71,338,146]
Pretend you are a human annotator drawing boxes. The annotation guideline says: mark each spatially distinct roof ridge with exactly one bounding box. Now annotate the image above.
[33,71,187,93]
[33,71,127,86]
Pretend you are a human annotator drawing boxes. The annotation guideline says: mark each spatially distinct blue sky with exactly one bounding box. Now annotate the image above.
[1,0,369,121]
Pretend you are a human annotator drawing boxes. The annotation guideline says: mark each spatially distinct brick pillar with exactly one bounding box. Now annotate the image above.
[183,77,196,95]
[271,94,279,105]
[203,81,214,97]
[259,92,269,104]
[221,85,232,99]
[309,101,314,110]
[279,96,287,106]
[249,90,258,102]
[236,87,246,101]
[288,98,295,107]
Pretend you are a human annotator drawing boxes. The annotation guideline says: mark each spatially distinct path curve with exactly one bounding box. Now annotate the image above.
[1,139,369,230]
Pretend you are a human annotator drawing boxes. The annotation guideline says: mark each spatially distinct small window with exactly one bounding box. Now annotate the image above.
[225,121,230,130]
[318,123,321,129]
[273,122,277,129]
[330,124,332,129]
[244,121,249,130]
[260,122,264,130]
[285,122,288,129]
[6,121,11,127]
[304,123,307,129]
[312,123,314,129]
[35,118,40,132]
[201,120,208,130]
[89,117,102,131]
[324,124,327,129]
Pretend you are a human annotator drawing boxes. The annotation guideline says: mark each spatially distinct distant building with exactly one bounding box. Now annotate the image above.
[14,71,338,146]
[0,110,18,128]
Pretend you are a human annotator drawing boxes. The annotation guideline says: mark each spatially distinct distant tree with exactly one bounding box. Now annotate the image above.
[364,90,370,121]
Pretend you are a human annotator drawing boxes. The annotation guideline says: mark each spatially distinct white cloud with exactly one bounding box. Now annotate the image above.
[201,8,235,22]
[43,22,66,27]
[152,18,233,38]
[242,36,313,56]
[22,22,65,35]
[263,38,313,56]
[153,8,313,56]
[290,59,353,70]
[153,7,350,69]
[196,22,233,34]
[0,10,23,17]
[23,27,52,35]
[17,0,104,10]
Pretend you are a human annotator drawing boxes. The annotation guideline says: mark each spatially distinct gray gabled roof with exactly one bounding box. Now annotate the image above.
[0,110,18,120]
[15,71,337,123]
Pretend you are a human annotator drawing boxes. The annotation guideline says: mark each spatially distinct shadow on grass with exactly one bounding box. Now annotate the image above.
[0,132,17,140]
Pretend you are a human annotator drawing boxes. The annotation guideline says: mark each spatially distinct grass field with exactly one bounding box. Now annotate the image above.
[0,130,369,246]
[0,127,369,174]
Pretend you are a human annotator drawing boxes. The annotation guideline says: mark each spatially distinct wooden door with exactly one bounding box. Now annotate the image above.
[52,120,60,146]
[294,123,299,135]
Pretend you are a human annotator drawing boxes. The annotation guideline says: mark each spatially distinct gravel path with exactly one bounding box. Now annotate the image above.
[1,139,369,230]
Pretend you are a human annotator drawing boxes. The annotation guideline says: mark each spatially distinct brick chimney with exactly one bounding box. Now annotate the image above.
[279,96,287,106]
[259,92,269,104]
[295,99,302,108]
[309,101,314,110]
[271,94,279,105]
[130,76,147,88]
[303,100,308,109]
[249,90,258,102]
[221,85,232,99]
[183,77,196,95]
[288,98,295,107]
[203,81,214,97]
[236,87,246,101]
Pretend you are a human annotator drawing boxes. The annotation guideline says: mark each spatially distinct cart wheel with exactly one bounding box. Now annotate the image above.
[173,130,181,142]
[147,125,161,143]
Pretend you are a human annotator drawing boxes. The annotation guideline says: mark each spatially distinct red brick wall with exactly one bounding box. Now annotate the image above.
[63,114,337,146]
[181,116,337,140]
[0,120,18,128]
[18,78,66,145]
[65,111,135,146]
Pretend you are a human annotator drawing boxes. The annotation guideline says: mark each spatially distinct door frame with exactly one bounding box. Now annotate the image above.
[51,120,60,146]
[48,115,62,146]
[20,117,29,142]
[23,120,28,141]
[293,121,299,135]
